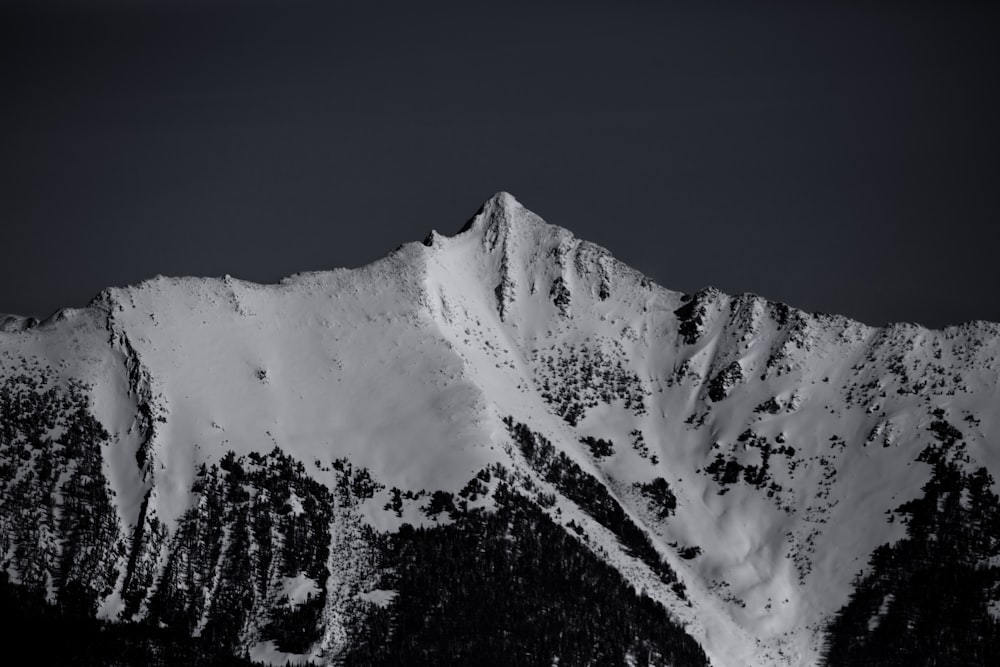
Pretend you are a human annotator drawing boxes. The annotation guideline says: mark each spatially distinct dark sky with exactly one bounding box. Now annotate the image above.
[2,1,998,328]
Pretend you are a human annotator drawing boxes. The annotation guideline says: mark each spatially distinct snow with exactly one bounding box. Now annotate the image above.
[868,593,894,632]
[280,573,321,606]
[3,191,1000,666]
[287,490,305,515]
[249,641,316,666]
[357,588,397,608]
[93,252,500,531]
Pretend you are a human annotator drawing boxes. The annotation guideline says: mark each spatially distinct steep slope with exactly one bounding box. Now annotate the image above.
[423,193,1000,664]
[1,192,998,665]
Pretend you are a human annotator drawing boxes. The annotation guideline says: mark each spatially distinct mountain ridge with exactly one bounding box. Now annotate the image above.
[4,191,998,335]
[1,192,998,665]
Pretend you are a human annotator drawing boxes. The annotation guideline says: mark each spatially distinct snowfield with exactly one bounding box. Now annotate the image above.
[2,192,998,666]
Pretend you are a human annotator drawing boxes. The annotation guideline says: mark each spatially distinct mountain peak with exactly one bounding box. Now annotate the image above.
[3,194,1000,667]
[486,190,520,209]
[456,191,527,236]
[480,191,522,218]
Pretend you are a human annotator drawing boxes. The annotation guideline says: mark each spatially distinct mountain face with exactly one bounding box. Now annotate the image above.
[1,192,998,666]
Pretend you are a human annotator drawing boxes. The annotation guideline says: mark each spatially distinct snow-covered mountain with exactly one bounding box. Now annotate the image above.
[1,192,998,666]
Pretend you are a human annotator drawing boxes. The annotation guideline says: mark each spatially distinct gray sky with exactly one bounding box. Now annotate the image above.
[2,1,998,328]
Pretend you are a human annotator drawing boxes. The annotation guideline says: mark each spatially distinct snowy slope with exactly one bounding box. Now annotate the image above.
[423,193,1000,663]
[1,192,999,666]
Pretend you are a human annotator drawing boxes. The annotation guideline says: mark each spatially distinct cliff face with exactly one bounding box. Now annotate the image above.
[1,192,998,665]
